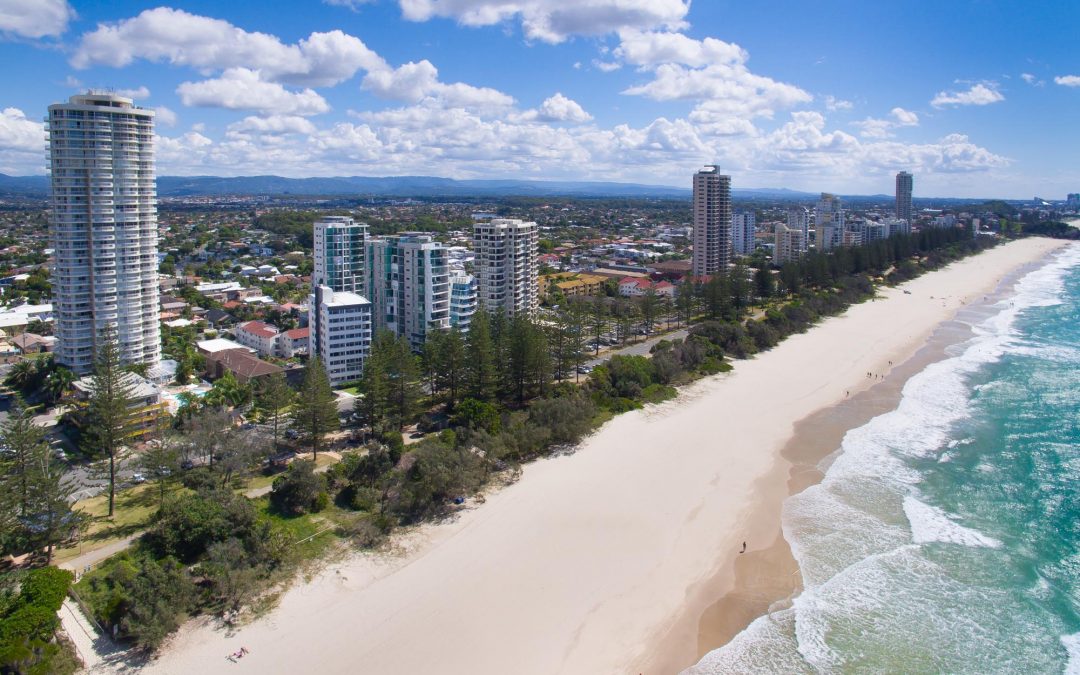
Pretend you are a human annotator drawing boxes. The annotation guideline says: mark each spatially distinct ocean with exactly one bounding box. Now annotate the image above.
[693,242,1080,674]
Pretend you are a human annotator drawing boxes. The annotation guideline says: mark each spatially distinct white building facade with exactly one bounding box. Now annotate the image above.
[815,193,845,251]
[691,166,733,276]
[732,211,756,256]
[367,233,451,351]
[314,216,367,294]
[311,286,372,386]
[449,274,478,333]
[473,218,538,316]
[48,93,160,374]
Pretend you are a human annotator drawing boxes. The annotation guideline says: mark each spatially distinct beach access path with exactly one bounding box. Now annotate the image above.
[126,238,1067,675]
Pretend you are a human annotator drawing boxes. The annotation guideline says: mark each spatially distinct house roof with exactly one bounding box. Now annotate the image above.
[206,349,284,380]
[283,327,309,340]
[237,320,278,339]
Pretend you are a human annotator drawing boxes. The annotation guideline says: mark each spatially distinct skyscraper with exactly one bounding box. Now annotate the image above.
[473,218,538,316]
[48,92,160,374]
[732,211,756,257]
[895,171,913,224]
[815,193,844,251]
[691,166,732,277]
[310,215,372,386]
[367,233,451,350]
[787,207,811,253]
[773,223,806,266]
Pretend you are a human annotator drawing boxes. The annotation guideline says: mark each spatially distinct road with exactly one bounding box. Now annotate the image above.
[583,327,690,367]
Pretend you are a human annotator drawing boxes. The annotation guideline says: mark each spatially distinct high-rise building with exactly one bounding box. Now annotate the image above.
[310,215,372,385]
[48,93,160,374]
[449,274,478,333]
[473,218,538,316]
[691,166,732,276]
[773,223,806,266]
[311,286,372,386]
[895,171,913,224]
[314,216,367,293]
[815,193,844,251]
[1066,193,1080,208]
[786,208,810,253]
[367,233,451,350]
[732,211,756,256]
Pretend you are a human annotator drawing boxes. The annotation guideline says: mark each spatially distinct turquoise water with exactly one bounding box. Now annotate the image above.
[693,243,1080,674]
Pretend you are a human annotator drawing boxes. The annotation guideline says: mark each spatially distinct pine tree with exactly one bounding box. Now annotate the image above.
[357,331,392,434]
[435,328,466,410]
[28,440,76,564]
[385,334,422,431]
[256,372,295,451]
[291,357,339,460]
[465,309,497,402]
[83,331,137,518]
[0,395,44,517]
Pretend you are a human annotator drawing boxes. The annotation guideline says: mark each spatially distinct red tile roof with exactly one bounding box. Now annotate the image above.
[237,320,279,339]
[283,327,309,340]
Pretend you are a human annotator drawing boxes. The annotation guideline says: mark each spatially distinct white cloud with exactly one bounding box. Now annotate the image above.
[824,95,853,112]
[0,0,74,39]
[361,59,514,109]
[930,83,1004,108]
[228,115,317,136]
[592,60,621,72]
[1054,75,1080,87]
[1020,72,1045,87]
[614,30,746,68]
[0,107,44,152]
[72,8,385,87]
[324,0,373,10]
[115,86,150,99]
[154,105,178,127]
[519,93,593,123]
[397,0,690,43]
[852,107,918,139]
[177,68,330,116]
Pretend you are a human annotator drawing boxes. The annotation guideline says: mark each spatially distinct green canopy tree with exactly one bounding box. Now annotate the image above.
[255,372,295,451]
[291,357,339,460]
[465,309,497,403]
[82,332,137,518]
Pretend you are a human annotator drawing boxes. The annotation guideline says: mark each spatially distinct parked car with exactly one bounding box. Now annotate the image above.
[131,473,146,484]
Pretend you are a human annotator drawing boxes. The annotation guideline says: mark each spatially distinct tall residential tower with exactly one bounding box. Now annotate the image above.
[895,171,913,224]
[48,93,160,374]
[310,215,372,386]
[691,166,732,276]
[473,218,538,316]
[367,233,451,350]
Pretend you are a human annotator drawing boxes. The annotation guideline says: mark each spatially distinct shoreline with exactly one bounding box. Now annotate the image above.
[677,246,1058,672]
[128,237,1067,675]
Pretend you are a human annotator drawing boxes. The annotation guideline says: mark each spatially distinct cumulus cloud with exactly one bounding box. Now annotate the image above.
[361,59,514,109]
[0,107,44,152]
[616,31,811,123]
[397,0,689,43]
[1054,75,1080,87]
[853,107,919,139]
[0,0,74,39]
[228,115,317,136]
[177,68,330,116]
[592,60,621,72]
[324,0,374,10]
[72,8,385,87]
[824,95,853,112]
[154,106,178,126]
[115,86,150,99]
[930,83,1004,108]
[521,93,592,123]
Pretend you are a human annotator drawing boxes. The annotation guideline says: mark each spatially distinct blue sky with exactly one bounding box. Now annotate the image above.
[0,0,1077,198]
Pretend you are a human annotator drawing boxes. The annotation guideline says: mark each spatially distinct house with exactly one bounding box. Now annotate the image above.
[233,320,280,357]
[205,308,235,328]
[159,294,188,313]
[204,349,284,384]
[618,277,676,298]
[12,333,56,354]
[277,327,309,358]
[196,337,253,357]
[71,372,168,440]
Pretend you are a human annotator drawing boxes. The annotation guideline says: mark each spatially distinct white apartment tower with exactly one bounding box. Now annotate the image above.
[732,211,756,256]
[314,216,367,293]
[787,207,811,253]
[473,219,538,316]
[895,171,913,224]
[449,274,478,333]
[367,233,451,351]
[310,215,372,385]
[815,193,845,251]
[773,223,806,266]
[48,93,160,374]
[692,166,732,277]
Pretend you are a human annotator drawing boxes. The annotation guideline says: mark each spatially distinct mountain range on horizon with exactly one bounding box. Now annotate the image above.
[0,172,988,203]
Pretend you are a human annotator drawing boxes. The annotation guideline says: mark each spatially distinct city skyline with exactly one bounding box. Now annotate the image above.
[2,1,1079,198]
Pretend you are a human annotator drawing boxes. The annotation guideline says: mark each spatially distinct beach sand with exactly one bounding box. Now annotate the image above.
[133,237,1067,675]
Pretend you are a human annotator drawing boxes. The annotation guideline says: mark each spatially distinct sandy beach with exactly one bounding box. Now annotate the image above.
[125,237,1066,675]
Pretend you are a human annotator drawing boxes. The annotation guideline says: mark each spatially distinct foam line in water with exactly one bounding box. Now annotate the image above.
[902,496,1002,548]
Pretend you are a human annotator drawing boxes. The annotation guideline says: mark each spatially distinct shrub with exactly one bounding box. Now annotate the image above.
[270,460,326,516]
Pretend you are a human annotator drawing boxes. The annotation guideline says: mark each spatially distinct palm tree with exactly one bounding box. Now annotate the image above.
[44,366,76,404]
[6,359,37,391]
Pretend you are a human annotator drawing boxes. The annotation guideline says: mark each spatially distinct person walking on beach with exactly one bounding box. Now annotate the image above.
[740,541,747,554]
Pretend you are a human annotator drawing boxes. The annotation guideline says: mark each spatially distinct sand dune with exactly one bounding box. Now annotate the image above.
[134,237,1067,675]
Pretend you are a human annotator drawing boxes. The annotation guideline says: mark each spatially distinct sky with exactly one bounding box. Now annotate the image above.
[0,0,1077,198]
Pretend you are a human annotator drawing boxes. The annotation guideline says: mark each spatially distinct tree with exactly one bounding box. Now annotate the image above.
[465,309,497,402]
[639,288,660,333]
[675,282,696,327]
[754,266,776,302]
[357,333,390,434]
[291,358,339,460]
[435,328,467,410]
[383,333,422,431]
[5,359,37,393]
[26,440,77,564]
[203,370,250,409]
[43,366,76,404]
[82,332,137,518]
[270,460,326,516]
[255,372,294,451]
[0,396,44,518]
[138,438,181,509]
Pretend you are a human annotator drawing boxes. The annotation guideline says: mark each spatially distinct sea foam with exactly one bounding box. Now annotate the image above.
[902,496,1002,548]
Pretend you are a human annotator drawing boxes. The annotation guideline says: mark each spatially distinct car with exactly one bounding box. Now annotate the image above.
[285,429,300,440]
[52,448,67,461]
[576,365,593,374]
[131,473,146,484]
[180,459,195,470]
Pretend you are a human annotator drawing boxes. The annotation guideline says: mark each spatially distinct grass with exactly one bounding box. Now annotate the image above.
[54,481,190,564]
[238,453,341,493]
[337,385,362,395]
